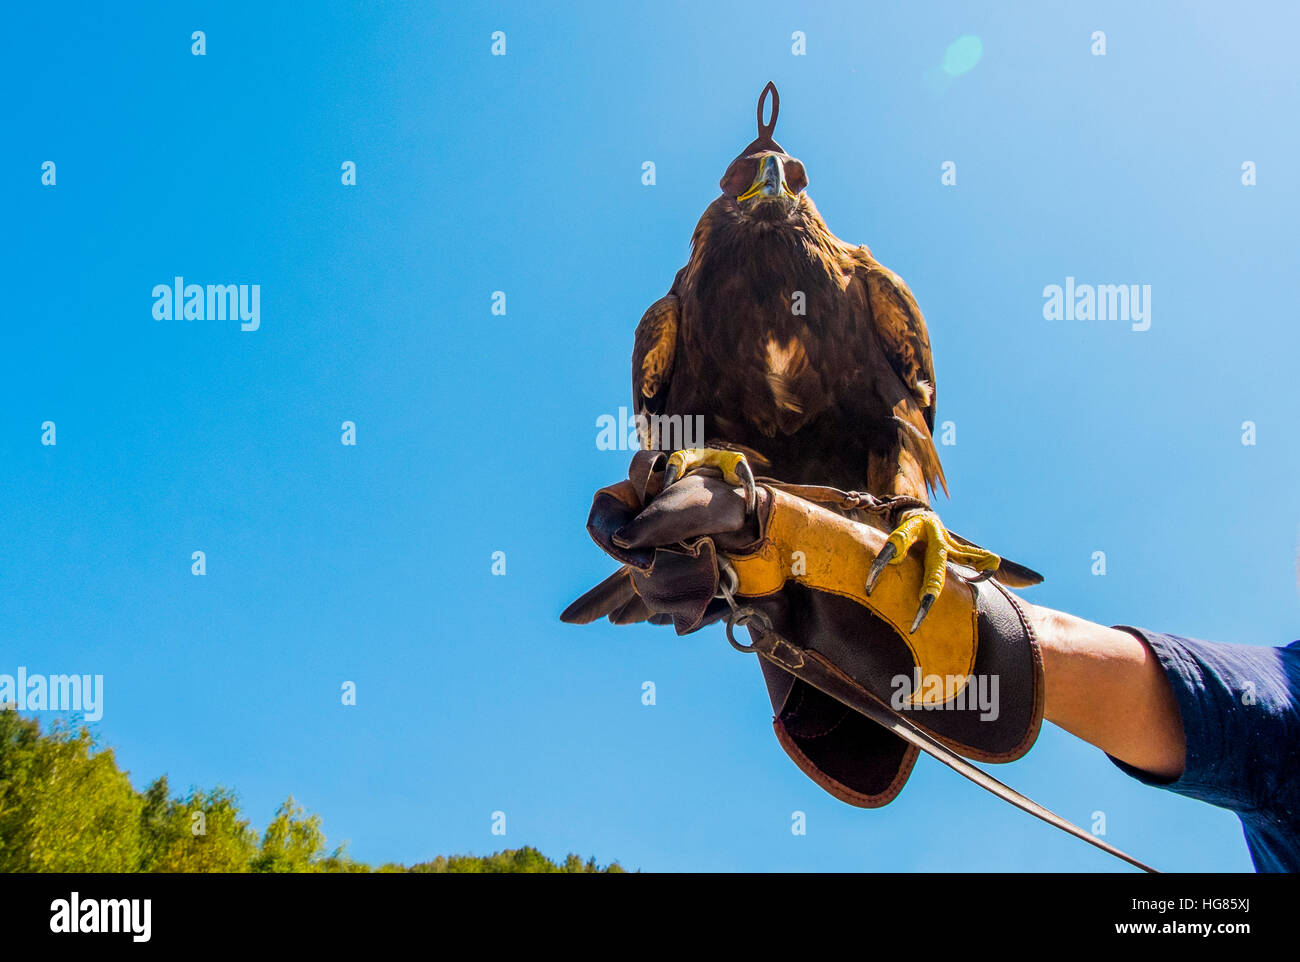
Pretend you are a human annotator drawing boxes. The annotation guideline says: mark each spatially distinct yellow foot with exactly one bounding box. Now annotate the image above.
[864,509,1001,633]
[662,448,757,515]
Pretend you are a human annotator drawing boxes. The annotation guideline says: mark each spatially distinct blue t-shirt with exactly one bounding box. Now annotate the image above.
[1109,627,1300,872]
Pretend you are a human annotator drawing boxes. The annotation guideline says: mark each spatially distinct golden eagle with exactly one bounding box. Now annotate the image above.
[565,83,1038,631]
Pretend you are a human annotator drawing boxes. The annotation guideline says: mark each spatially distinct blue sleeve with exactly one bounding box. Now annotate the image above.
[1107,627,1300,868]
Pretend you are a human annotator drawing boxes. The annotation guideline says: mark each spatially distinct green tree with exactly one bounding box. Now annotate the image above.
[251,797,327,872]
[139,778,258,872]
[406,846,625,873]
[0,712,141,872]
[0,711,628,873]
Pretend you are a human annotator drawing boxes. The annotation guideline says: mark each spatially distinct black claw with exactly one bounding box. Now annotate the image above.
[969,568,997,583]
[865,542,897,595]
[910,593,936,634]
[736,458,757,517]
[663,461,681,488]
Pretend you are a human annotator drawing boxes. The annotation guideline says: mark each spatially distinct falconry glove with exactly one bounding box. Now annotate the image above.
[562,450,1157,872]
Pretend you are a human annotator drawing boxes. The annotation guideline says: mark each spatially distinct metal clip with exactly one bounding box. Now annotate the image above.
[715,559,774,653]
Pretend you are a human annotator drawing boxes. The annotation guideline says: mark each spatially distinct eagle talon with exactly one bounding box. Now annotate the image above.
[734,458,757,516]
[662,448,757,517]
[869,508,1002,629]
[662,461,683,489]
[864,542,896,595]
[910,593,936,634]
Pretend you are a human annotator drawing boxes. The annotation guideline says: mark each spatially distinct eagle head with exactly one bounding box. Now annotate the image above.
[717,82,810,224]
[720,150,809,222]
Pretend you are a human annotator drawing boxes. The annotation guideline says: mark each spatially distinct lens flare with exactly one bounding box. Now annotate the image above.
[943,35,983,76]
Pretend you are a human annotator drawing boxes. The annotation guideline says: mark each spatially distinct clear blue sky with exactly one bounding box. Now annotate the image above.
[3,1,1297,871]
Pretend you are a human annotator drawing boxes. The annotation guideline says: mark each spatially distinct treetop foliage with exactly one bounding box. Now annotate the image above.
[0,711,625,874]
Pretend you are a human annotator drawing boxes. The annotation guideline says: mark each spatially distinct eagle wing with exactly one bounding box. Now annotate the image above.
[850,246,947,497]
[564,290,683,630]
[852,247,938,429]
[631,287,681,435]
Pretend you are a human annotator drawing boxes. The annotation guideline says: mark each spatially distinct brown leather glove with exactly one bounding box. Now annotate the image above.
[562,451,1044,807]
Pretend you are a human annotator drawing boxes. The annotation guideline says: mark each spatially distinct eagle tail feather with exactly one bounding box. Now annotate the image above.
[560,567,643,625]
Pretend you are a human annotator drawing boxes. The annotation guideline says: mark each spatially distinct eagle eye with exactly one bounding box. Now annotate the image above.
[720,157,757,196]
[784,158,808,193]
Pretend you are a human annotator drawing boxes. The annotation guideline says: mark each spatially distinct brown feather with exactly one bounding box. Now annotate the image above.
[560,567,639,625]
[632,189,945,502]
[632,294,679,409]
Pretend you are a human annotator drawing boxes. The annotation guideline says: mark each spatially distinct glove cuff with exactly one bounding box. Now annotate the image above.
[723,488,1044,806]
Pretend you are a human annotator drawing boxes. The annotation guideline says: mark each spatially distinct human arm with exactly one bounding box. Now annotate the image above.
[1023,603,1186,779]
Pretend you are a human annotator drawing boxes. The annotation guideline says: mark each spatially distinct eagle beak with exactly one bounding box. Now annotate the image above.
[737,155,793,203]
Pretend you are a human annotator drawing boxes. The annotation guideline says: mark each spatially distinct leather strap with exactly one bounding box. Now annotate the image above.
[731,611,1160,873]
[761,478,928,528]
